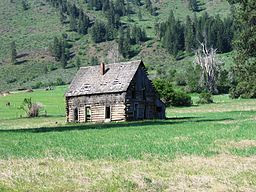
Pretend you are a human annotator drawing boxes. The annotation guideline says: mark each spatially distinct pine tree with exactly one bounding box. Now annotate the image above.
[138,9,142,21]
[10,41,17,64]
[188,0,199,12]
[90,56,99,66]
[60,46,67,69]
[60,11,66,24]
[118,28,125,57]
[22,0,29,10]
[70,15,77,31]
[75,57,81,69]
[228,0,256,98]
[145,0,153,15]
[185,16,196,53]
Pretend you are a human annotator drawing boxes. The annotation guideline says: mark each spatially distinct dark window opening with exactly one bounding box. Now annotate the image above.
[143,89,146,100]
[74,108,78,121]
[157,107,162,112]
[86,106,91,121]
[134,103,138,119]
[132,90,136,99]
[105,106,111,119]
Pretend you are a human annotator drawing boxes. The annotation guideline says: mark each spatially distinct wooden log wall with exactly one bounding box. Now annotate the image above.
[66,93,126,123]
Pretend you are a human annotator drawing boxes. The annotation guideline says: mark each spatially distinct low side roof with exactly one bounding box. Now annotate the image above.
[65,60,142,97]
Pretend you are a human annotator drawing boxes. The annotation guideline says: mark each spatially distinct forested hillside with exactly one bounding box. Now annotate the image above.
[0,0,233,91]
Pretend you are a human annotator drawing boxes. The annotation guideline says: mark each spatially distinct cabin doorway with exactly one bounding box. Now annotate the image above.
[134,103,139,120]
[74,108,78,122]
[85,106,91,122]
[105,106,111,119]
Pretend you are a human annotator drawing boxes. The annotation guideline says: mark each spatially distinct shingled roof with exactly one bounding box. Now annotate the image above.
[65,60,143,97]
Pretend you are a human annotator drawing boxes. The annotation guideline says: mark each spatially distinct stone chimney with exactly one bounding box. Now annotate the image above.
[100,62,105,75]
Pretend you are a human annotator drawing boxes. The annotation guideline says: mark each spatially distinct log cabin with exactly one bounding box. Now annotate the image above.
[65,60,165,123]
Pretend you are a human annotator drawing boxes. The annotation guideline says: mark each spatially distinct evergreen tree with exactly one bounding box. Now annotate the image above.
[115,0,126,16]
[102,0,110,12]
[90,56,99,66]
[22,0,29,10]
[188,0,199,12]
[78,10,88,34]
[145,0,153,15]
[43,65,48,74]
[185,16,196,53]
[228,0,256,98]
[10,41,17,64]
[75,57,81,69]
[60,50,67,69]
[70,15,77,31]
[60,11,66,24]
[138,9,142,21]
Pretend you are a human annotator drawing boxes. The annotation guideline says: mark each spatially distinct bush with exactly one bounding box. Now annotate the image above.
[19,98,43,118]
[197,92,214,104]
[171,91,193,106]
[229,81,256,99]
[32,81,44,89]
[153,78,193,107]
[56,78,65,86]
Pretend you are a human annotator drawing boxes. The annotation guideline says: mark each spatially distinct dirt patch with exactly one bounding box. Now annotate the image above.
[215,139,256,151]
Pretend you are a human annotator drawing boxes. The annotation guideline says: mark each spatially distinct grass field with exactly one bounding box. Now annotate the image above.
[0,86,256,191]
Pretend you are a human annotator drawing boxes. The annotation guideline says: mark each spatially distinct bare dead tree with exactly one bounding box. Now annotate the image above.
[194,42,221,94]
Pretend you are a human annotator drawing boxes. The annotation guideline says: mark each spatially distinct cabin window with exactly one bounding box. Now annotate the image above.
[74,108,78,122]
[157,107,162,112]
[132,90,136,99]
[85,106,91,121]
[105,106,111,119]
[142,89,146,100]
[134,103,138,119]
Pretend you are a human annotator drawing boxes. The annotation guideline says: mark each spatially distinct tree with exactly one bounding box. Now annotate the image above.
[194,42,221,94]
[90,56,99,66]
[70,15,77,31]
[60,11,66,24]
[22,0,29,10]
[228,0,256,98]
[145,0,153,15]
[118,27,131,58]
[138,9,142,21]
[75,57,81,69]
[153,78,192,106]
[185,16,196,53]
[188,0,199,12]
[10,41,17,64]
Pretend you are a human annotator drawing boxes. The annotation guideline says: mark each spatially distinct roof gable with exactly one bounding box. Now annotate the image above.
[65,60,142,97]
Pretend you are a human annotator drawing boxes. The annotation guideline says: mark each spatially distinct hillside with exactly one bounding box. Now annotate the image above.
[0,0,232,91]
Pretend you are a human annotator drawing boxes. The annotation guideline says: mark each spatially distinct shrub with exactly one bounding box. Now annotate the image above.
[19,98,43,118]
[229,81,256,99]
[197,92,214,104]
[56,78,65,86]
[32,81,44,89]
[171,91,193,106]
[153,78,193,107]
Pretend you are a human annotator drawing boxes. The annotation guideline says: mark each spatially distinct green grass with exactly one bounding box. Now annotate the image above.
[1,87,256,160]
[1,87,256,191]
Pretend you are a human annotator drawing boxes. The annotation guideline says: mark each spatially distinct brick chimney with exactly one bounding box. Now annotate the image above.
[100,62,105,75]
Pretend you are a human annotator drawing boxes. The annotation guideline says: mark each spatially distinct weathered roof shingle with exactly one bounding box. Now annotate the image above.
[65,60,142,97]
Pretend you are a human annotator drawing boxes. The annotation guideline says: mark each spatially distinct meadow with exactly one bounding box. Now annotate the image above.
[0,86,256,191]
